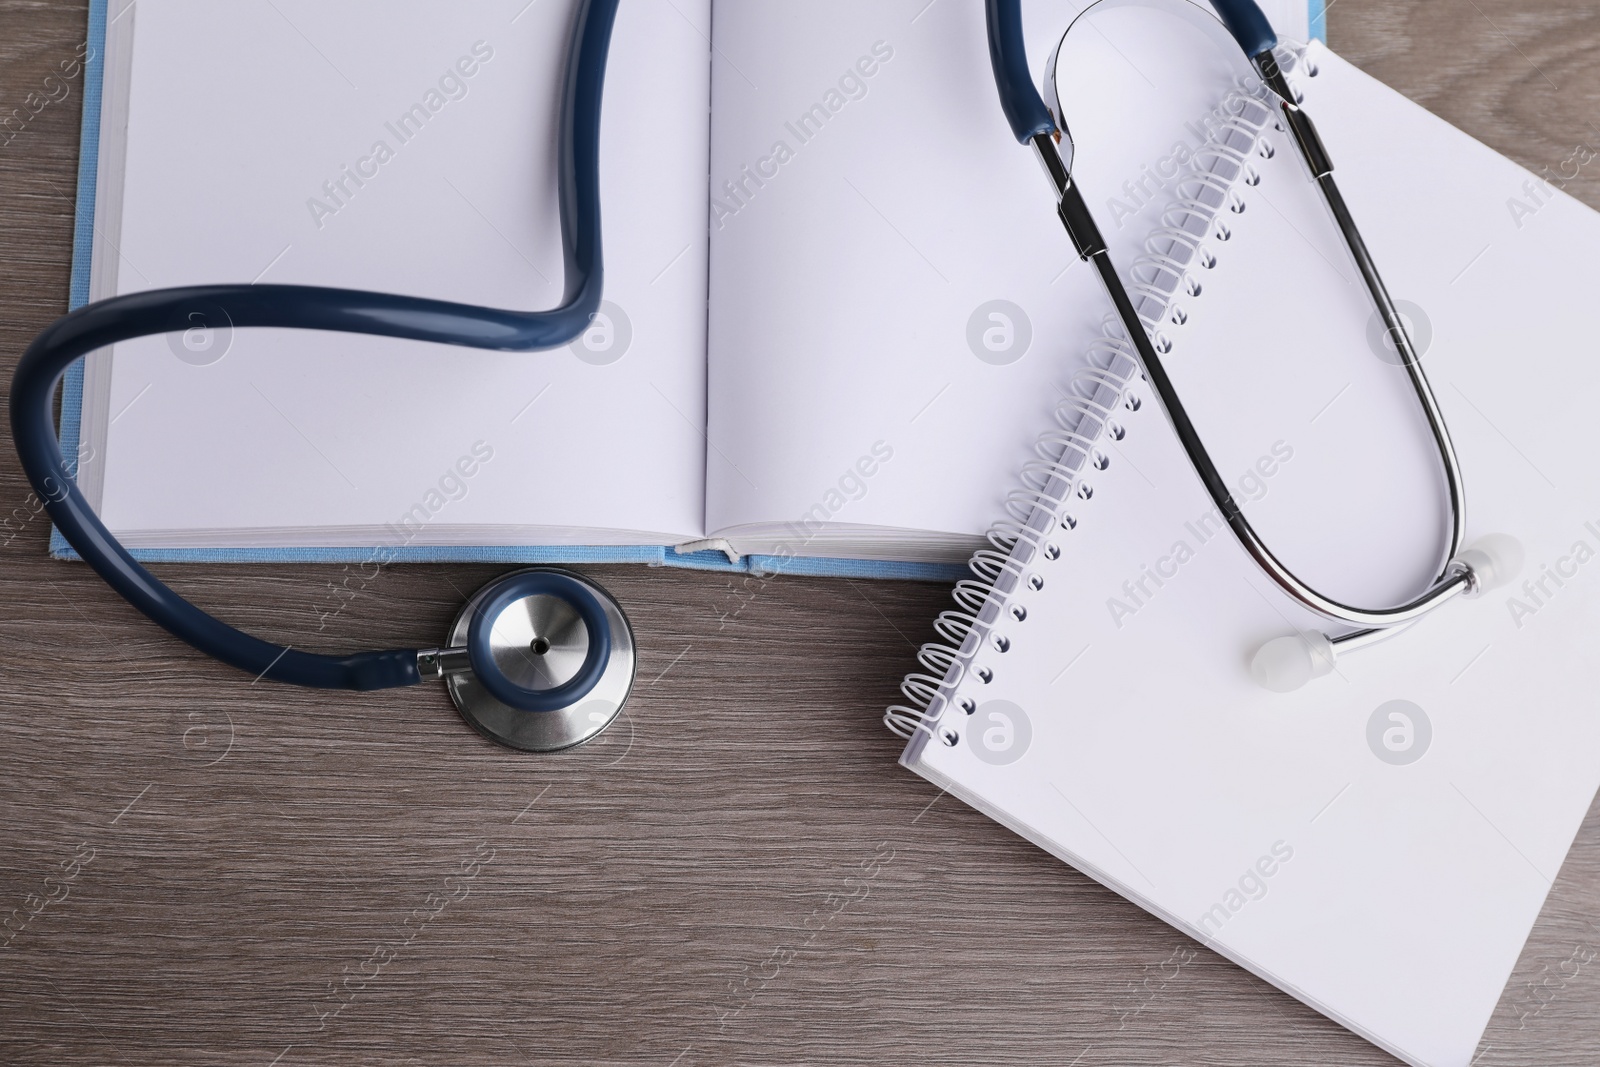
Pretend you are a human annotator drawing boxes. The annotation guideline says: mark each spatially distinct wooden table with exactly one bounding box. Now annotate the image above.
[3,2,1598,1063]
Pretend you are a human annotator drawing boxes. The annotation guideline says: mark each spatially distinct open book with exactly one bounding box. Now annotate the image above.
[60,0,1318,575]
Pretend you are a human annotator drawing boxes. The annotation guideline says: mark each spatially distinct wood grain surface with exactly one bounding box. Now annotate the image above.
[3,2,1599,1064]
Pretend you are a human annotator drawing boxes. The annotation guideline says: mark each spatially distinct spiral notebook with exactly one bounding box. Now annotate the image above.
[53,0,1319,576]
[888,23,1600,1067]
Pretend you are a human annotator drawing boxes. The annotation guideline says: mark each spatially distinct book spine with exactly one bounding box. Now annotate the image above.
[885,46,1311,741]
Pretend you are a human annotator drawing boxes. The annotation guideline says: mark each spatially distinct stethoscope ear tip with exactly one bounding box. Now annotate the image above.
[1455,533,1525,596]
[1250,533,1525,693]
[1250,630,1334,693]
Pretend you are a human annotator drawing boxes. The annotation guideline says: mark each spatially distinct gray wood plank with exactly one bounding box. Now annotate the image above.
[1,2,1596,1064]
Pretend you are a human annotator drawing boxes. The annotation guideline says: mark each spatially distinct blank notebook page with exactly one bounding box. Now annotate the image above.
[704,0,1319,543]
[93,0,710,544]
[904,40,1600,1067]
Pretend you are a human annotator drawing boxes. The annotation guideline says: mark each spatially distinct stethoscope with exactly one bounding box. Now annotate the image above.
[7,0,1525,752]
[988,0,1522,690]
[10,0,631,752]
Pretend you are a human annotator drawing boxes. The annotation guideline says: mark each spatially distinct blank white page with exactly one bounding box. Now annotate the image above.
[906,40,1600,1067]
[702,0,1316,542]
[704,0,1109,539]
[95,0,710,544]
[1256,0,1312,40]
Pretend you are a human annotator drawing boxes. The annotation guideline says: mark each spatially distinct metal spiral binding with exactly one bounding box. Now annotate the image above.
[883,52,1304,740]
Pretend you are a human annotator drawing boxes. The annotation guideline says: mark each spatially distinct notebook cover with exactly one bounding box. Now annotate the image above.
[898,38,1600,1067]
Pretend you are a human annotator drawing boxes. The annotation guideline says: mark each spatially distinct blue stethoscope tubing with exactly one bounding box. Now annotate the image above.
[986,0,1277,143]
[8,0,620,696]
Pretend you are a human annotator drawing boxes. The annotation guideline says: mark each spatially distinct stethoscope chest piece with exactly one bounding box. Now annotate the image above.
[429,568,635,752]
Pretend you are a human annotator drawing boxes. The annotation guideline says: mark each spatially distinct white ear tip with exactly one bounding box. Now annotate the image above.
[1456,533,1525,594]
[1250,631,1335,692]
